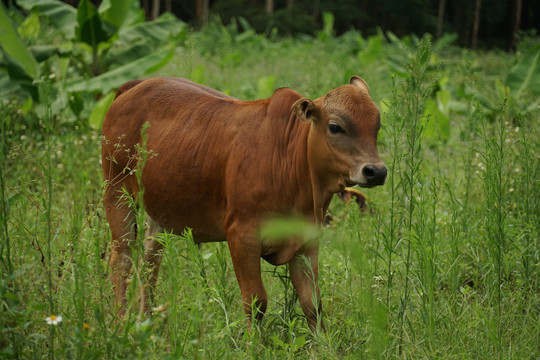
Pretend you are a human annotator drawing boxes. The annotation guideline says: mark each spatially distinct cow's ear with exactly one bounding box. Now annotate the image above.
[350,76,370,94]
[292,98,319,123]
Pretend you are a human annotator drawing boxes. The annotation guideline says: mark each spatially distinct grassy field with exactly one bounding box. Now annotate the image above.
[1,25,539,359]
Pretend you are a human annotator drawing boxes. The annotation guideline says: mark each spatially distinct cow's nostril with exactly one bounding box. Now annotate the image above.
[362,165,387,186]
[363,165,376,179]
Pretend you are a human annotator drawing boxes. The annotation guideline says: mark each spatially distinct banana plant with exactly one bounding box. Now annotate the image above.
[0,0,186,127]
[505,44,540,116]
[506,44,540,96]
[476,44,540,119]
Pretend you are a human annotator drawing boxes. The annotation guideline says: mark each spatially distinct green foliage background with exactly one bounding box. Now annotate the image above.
[0,1,539,359]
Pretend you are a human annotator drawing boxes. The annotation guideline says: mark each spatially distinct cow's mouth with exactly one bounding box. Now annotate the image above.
[344,176,357,187]
[347,178,381,189]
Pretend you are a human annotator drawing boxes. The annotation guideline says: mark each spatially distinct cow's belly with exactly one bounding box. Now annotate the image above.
[261,238,304,265]
[144,196,227,243]
[142,170,228,243]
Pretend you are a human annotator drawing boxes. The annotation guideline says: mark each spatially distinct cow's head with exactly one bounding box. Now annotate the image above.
[292,76,386,192]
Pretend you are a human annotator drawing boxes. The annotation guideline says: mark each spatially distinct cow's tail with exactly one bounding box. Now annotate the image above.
[114,79,145,100]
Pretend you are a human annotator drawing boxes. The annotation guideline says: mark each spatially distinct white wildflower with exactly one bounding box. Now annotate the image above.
[152,304,166,313]
[45,315,62,325]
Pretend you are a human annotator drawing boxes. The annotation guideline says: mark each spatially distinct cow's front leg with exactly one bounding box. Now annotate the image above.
[289,244,325,332]
[227,222,267,330]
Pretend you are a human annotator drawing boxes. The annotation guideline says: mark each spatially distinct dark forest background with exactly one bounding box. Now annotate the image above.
[60,0,540,50]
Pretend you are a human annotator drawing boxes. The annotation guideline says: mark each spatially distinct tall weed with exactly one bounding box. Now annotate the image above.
[394,39,432,355]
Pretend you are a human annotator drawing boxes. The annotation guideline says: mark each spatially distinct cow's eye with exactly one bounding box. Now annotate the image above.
[328,124,345,134]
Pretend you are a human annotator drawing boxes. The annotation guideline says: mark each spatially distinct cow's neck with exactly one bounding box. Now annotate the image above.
[308,162,336,225]
[283,114,335,224]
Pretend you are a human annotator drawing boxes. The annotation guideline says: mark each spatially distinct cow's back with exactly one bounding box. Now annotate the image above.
[102,78,305,241]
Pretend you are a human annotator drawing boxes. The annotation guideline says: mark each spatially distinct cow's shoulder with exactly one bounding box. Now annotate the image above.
[266,87,302,119]
[114,79,145,99]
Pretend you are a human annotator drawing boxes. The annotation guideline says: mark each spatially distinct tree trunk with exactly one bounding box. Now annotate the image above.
[471,0,481,49]
[142,0,149,19]
[508,0,523,50]
[196,0,209,26]
[287,0,294,11]
[266,0,273,15]
[151,0,160,20]
[165,0,171,13]
[313,0,320,20]
[437,0,446,38]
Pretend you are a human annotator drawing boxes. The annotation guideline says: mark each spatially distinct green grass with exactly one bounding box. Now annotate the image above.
[1,29,539,359]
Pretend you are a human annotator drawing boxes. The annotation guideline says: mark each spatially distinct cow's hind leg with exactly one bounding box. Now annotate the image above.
[139,215,164,318]
[105,190,136,319]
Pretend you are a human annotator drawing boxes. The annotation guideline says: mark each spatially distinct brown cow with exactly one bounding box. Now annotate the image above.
[101,76,386,332]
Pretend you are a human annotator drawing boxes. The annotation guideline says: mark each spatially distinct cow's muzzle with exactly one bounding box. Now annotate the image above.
[349,162,387,188]
[361,164,387,187]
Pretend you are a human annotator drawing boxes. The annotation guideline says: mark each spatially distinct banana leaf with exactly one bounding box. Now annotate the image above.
[65,44,175,94]
[117,13,187,45]
[359,34,383,66]
[506,44,540,96]
[16,0,77,38]
[17,11,40,40]
[88,90,115,129]
[76,0,115,47]
[98,0,137,29]
[0,2,39,79]
[29,45,67,62]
